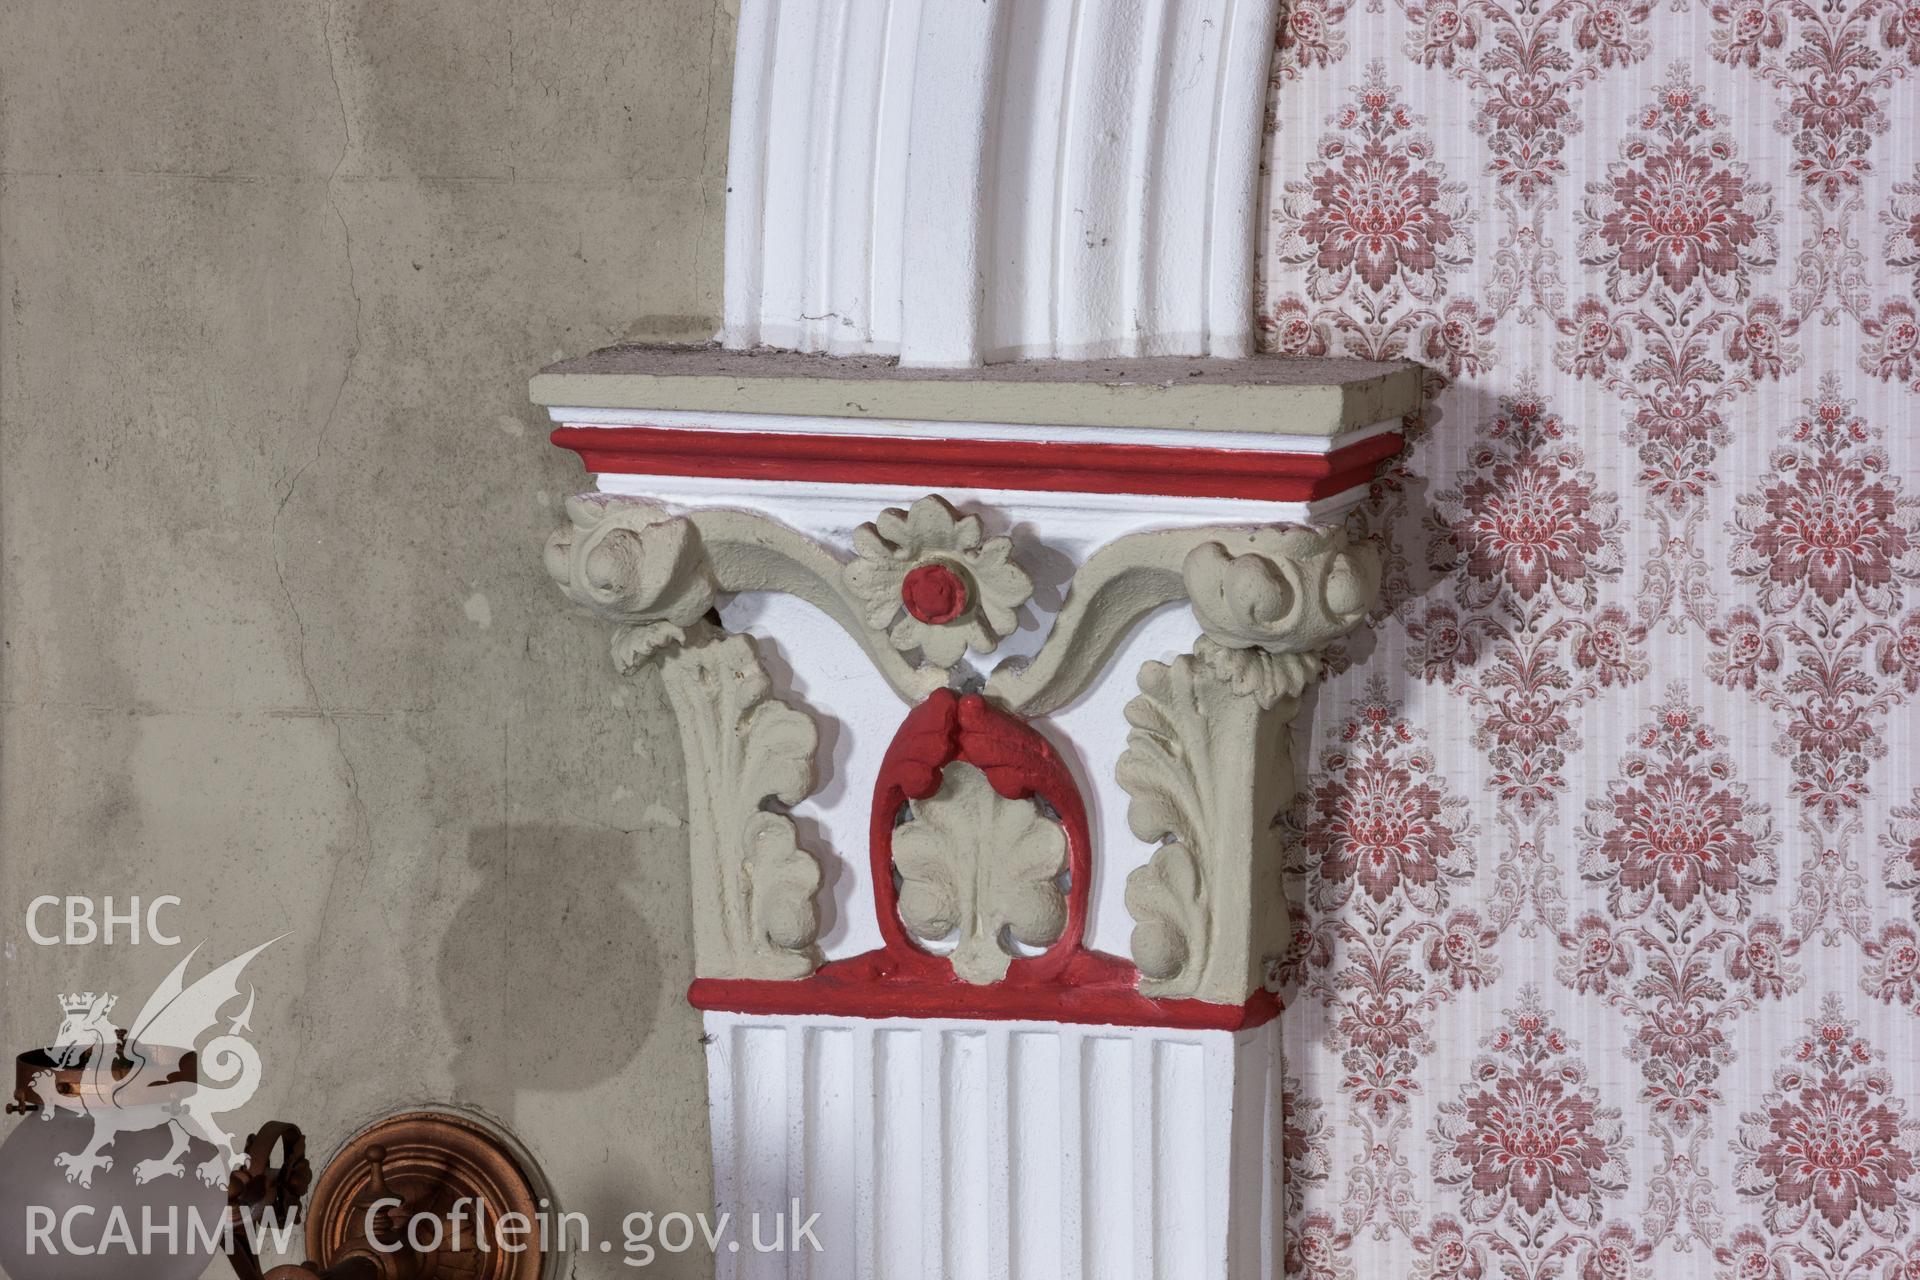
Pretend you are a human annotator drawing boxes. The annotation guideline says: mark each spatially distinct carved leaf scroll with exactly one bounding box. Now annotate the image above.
[656,628,824,980]
[987,523,1379,715]
[1112,526,1381,1000]
[546,493,946,700]
[893,763,1068,984]
[1181,532,1377,708]
[1121,660,1236,997]
[1119,659,1303,1002]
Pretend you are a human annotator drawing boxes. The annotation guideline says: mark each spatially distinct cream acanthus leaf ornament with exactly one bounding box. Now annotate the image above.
[892,763,1069,984]
[844,495,1034,667]
[655,626,825,979]
[1115,526,1380,1000]
[1118,655,1294,1001]
[545,495,828,978]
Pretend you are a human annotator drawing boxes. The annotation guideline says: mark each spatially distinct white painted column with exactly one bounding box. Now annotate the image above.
[703,1014,1283,1280]
[719,0,1281,365]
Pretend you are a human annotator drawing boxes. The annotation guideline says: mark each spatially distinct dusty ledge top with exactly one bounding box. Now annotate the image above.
[530,344,1421,436]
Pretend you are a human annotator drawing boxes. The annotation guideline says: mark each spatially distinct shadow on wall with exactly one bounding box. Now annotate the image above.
[437,824,658,1116]
[1271,388,1449,1012]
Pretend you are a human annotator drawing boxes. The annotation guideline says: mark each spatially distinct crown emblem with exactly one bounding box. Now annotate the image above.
[59,992,113,1016]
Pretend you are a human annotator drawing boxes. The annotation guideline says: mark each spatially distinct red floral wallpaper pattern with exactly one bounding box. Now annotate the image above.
[1260,1,1920,1273]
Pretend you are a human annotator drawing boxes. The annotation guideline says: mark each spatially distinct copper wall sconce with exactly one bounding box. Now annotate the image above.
[224,1111,547,1280]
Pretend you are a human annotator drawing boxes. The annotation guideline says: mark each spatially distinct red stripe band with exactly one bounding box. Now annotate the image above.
[688,975,1281,1033]
[551,424,1403,502]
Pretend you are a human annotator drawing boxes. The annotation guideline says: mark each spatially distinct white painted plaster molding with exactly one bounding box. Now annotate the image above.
[721,0,1283,366]
[702,1012,1289,1280]
[595,470,1372,533]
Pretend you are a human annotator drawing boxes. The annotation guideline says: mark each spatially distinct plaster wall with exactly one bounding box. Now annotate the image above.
[0,3,734,1276]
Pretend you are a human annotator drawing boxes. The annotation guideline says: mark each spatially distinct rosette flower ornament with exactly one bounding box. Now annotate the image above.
[845,496,1033,667]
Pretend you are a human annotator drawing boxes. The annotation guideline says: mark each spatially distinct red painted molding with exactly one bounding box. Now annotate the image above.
[688,966,1282,1032]
[867,689,1093,983]
[550,424,1404,501]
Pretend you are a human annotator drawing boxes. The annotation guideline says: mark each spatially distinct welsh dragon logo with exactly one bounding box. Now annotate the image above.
[28,938,278,1189]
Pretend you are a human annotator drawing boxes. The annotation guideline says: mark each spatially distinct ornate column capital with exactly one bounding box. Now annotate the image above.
[534,345,1420,1278]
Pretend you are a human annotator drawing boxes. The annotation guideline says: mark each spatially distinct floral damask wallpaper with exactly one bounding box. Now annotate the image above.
[1257,0,1920,1274]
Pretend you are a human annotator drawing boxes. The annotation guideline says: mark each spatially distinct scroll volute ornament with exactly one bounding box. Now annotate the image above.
[1183,527,1380,708]
[543,494,716,670]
